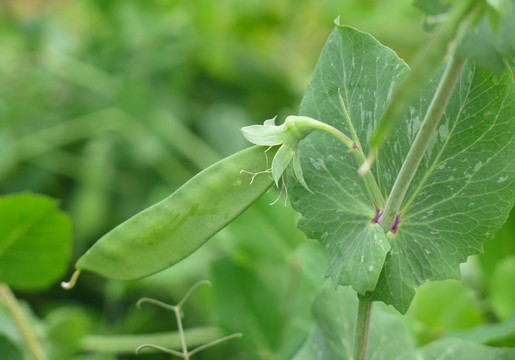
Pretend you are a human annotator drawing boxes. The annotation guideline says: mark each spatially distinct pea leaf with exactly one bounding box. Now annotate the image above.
[289,24,515,313]
[0,193,71,290]
[363,64,515,312]
[289,25,406,297]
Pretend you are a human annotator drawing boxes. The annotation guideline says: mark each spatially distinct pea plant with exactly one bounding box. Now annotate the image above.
[3,0,513,359]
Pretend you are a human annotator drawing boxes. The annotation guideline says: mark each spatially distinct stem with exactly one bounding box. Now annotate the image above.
[380,55,466,230]
[336,91,385,208]
[81,327,224,354]
[312,118,385,208]
[353,299,373,360]
[0,283,47,360]
[366,0,481,155]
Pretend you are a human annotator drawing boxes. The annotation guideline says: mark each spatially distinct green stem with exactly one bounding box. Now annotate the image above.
[0,283,47,360]
[367,0,481,155]
[353,299,373,360]
[312,119,385,208]
[80,327,224,354]
[337,91,385,208]
[380,55,467,230]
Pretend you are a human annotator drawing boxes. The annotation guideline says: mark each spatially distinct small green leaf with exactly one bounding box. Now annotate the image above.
[272,143,295,186]
[0,193,71,290]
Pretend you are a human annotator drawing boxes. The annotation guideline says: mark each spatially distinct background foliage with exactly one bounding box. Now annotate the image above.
[0,0,513,359]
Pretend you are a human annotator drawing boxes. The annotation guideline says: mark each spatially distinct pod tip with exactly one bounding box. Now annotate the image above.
[61,270,81,290]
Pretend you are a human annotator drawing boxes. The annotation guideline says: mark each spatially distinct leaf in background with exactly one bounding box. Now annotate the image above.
[289,25,407,297]
[418,338,515,359]
[490,256,515,319]
[410,280,483,332]
[293,282,419,360]
[290,24,515,313]
[415,0,515,74]
[45,307,91,359]
[0,193,71,290]
[0,334,23,360]
[446,313,515,344]
[413,0,453,16]
[456,16,506,74]
[211,260,283,356]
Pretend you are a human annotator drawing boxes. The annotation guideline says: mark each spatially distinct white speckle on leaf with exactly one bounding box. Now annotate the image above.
[361,255,364,263]
[473,161,482,172]
[337,209,344,213]
[438,123,448,142]
[430,230,438,235]
[425,249,431,255]
[369,266,374,272]
[437,162,446,170]
[497,176,508,183]
[310,157,328,171]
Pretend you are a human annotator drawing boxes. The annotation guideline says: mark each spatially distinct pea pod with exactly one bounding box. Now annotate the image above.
[71,146,276,282]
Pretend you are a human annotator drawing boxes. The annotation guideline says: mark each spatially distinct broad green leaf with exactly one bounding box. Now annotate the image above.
[363,65,515,312]
[289,24,515,313]
[293,282,419,360]
[0,193,71,290]
[418,338,515,359]
[289,25,403,296]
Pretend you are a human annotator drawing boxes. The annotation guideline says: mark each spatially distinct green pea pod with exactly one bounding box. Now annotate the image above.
[73,146,276,281]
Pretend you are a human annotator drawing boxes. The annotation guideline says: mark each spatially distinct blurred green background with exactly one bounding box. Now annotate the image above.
[0,0,513,359]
